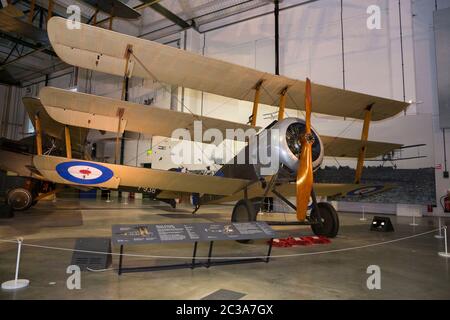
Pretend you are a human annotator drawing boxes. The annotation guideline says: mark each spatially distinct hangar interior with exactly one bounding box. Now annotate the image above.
[0,0,450,300]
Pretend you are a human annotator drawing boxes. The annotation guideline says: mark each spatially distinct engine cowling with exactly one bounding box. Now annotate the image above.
[216,117,324,180]
[244,117,324,177]
[273,117,324,173]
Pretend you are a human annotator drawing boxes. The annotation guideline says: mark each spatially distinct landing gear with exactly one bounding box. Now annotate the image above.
[310,202,339,238]
[6,188,34,211]
[231,199,257,223]
[231,199,257,243]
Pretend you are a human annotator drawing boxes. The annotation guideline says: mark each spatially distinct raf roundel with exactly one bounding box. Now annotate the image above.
[56,161,114,185]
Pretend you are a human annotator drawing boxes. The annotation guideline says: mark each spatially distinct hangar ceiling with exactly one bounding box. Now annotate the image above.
[0,0,294,87]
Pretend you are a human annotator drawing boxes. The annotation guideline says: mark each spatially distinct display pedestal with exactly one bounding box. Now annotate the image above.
[118,240,273,275]
[1,279,29,290]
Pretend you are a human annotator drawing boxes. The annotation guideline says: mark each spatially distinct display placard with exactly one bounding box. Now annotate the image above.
[112,222,276,245]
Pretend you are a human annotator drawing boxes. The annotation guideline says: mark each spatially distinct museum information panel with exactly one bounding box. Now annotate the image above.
[112,222,277,245]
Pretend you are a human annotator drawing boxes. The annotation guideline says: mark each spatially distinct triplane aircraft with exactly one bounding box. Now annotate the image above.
[0,17,409,238]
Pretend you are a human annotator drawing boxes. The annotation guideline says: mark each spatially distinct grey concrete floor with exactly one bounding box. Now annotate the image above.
[0,198,449,300]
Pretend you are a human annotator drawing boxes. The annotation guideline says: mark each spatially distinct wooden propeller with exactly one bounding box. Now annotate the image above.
[296,78,314,221]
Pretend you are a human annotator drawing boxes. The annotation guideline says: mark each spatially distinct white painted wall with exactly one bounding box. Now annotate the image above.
[412,0,450,215]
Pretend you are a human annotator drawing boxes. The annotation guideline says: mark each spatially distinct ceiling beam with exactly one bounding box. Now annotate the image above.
[0,33,56,57]
[148,2,191,29]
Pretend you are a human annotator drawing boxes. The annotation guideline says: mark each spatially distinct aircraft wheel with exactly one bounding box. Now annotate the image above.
[310,202,339,238]
[232,199,257,222]
[231,199,257,243]
[6,188,34,211]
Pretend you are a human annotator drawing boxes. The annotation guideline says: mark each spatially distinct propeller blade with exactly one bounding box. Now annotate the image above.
[296,78,314,221]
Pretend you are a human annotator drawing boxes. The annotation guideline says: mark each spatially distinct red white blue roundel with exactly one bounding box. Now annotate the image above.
[56,161,114,185]
[347,185,384,196]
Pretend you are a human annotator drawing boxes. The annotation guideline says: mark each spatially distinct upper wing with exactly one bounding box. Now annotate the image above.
[39,87,259,142]
[47,17,409,121]
[33,155,250,196]
[322,136,401,158]
[23,97,88,152]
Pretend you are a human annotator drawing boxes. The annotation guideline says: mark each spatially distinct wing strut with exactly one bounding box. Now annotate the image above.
[354,104,374,184]
[277,86,289,121]
[35,114,43,156]
[64,126,72,159]
[114,45,133,164]
[250,80,264,127]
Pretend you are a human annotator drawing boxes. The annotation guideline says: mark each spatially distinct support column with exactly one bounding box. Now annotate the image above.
[65,126,72,159]
[28,0,36,24]
[277,86,289,121]
[354,105,373,184]
[47,0,53,23]
[251,80,264,127]
[274,0,280,75]
[109,5,115,30]
[93,8,99,25]
[35,114,42,156]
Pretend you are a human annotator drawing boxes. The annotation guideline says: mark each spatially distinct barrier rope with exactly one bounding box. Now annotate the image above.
[0,227,444,260]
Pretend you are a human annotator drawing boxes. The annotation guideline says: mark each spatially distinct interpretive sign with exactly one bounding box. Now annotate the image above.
[112,222,277,245]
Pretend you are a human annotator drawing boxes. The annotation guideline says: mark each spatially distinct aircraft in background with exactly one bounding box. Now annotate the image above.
[0,17,409,238]
[365,144,427,168]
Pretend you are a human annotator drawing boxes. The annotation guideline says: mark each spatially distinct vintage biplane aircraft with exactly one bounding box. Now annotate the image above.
[365,144,427,168]
[0,17,409,237]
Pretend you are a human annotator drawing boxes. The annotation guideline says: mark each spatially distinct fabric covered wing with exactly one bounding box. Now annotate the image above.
[39,87,259,142]
[33,155,250,195]
[47,17,409,121]
[321,136,402,158]
[23,97,88,153]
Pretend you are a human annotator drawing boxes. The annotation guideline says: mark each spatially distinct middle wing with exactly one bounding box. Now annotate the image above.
[39,87,259,142]
[322,136,401,158]
[23,97,88,154]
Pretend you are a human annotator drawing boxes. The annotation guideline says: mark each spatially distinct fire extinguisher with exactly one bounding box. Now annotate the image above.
[443,190,450,213]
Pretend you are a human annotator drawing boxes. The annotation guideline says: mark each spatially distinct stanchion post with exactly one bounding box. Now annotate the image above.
[1,238,30,290]
[435,217,444,239]
[410,214,419,226]
[439,226,450,258]
[360,206,367,221]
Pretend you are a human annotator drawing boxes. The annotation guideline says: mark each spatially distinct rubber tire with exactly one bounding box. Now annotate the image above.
[7,188,33,211]
[310,202,339,238]
[231,199,257,243]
